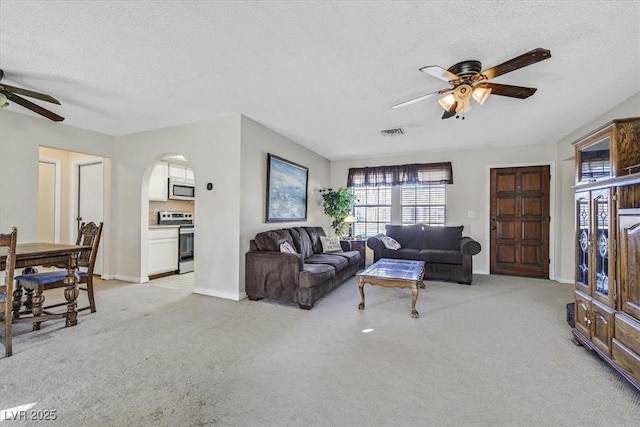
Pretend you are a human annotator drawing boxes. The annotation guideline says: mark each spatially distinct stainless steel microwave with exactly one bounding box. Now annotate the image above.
[168,177,195,200]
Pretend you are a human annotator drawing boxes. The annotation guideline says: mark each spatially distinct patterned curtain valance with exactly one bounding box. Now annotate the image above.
[347,162,453,187]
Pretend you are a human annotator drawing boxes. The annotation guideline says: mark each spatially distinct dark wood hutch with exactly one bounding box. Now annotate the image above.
[572,117,640,391]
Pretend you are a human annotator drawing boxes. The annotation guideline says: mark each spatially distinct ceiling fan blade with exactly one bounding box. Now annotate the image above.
[391,88,451,109]
[481,48,551,80]
[475,82,537,99]
[419,65,460,83]
[0,83,61,105]
[441,101,457,119]
[3,91,65,121]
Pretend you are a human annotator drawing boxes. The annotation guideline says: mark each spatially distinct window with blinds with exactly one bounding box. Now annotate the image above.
[580,148,611,180]
[401,184,446,225]
[352,186,391,237]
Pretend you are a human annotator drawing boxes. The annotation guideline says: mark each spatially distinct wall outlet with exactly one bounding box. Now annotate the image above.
[468,211,476,218]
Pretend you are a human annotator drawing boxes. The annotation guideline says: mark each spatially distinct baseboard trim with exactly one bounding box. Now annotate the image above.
[192,287,247,301]
[556,277,574,284]
[114,274,144,283]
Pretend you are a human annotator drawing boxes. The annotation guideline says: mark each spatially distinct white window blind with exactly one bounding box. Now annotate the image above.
[401,184,446,225]
[352,186,391,237]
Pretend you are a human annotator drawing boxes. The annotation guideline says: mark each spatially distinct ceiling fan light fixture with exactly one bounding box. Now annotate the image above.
[456,99,472,114]
[0,93,8,108]
[438,93,456,111]
[472,86,492,104]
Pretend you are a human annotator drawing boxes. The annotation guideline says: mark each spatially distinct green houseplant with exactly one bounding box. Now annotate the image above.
[318,188,358,236]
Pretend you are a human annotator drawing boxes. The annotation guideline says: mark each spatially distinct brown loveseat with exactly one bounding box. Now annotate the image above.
[245,226,360,309]
[367,224,481,284]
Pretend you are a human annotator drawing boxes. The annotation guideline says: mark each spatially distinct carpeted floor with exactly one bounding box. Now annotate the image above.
[2,274,639,426]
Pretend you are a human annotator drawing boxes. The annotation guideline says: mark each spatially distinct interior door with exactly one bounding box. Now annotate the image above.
[77,161,104,275]
[38,161,57,242]
[490,165,550,278]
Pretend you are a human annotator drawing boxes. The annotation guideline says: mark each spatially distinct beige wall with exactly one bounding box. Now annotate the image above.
[0,110,115,277]
[2,93,637,299]
[331,92,640,283]
[239,116,331,292]
[39,147,104,244]
[331,143,557,277]
[553,92,640,283]
[114,115,243,299]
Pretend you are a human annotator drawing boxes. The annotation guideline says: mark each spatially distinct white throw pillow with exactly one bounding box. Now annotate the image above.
[279,241,297,254]
[380,236,401,250]
[320,236,342,253]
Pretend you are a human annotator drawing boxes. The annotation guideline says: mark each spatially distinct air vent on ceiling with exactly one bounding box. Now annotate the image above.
[381,127,405,137]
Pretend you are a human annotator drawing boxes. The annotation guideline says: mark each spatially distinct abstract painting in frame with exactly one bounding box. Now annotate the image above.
[266,153,308,222]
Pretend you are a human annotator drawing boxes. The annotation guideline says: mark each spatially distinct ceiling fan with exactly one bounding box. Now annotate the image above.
[0,69,65,122]
[392,48,551,119]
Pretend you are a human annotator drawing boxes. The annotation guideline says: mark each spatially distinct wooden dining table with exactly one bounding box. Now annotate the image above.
[0,242,91,327]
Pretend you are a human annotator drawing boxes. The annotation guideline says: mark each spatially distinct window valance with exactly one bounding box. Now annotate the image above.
[347,162,453,187]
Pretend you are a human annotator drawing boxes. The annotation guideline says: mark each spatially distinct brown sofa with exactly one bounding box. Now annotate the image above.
[367,224,481,284]
[245,226,360,309]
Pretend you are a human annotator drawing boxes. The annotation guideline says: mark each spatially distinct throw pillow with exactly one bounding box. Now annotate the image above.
[320,236,342,253]
[379,236,401,250]
[279,241,297,254]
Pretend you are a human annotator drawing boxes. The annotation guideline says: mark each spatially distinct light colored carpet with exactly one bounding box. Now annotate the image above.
[2,274,639,426]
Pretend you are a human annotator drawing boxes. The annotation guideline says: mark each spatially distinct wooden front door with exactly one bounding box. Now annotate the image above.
[490,165,550,278]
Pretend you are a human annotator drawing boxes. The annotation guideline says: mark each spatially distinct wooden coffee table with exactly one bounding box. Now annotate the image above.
[357,258,426,318]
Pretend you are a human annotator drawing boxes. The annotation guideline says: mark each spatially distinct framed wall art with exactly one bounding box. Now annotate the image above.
[266,154,308,222]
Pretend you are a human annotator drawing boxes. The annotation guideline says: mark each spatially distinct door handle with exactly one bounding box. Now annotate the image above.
[491,226,497,231]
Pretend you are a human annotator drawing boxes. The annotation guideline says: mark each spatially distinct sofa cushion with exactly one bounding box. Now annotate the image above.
[386,224,423,249]
[381,248,421,260]
[299,263,335,288]
[255,229,294,252]
[290,227,314,258]
[422,226,463,250]
[320,236,342,253]
[304,226,327,254]
[304,253,348,272]
[419,249,462,265]
[332,250,360,267]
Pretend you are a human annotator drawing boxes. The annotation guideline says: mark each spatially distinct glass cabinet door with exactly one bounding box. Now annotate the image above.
[591,189,615,307]
[576,130,612,184]
[575,192,591,295]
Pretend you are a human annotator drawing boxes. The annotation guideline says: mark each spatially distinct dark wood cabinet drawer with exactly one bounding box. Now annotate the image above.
[612,338,640,383]
[615,313,640,356]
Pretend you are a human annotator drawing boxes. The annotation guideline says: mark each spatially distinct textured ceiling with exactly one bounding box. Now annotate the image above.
[1,1,639,160]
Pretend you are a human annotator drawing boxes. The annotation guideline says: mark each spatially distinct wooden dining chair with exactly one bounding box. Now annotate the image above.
[15,222,103,318]
[1,227,18,357]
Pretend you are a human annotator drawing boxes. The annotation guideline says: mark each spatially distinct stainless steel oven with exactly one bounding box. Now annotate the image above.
[157,211,194,274]
[178,225,194,274]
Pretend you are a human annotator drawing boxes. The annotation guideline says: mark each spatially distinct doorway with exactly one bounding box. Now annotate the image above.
[38,159,61,243]
[489,165,551,279]
[75,161,104,275]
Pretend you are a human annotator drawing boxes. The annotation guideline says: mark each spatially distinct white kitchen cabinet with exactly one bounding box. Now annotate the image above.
[149,161,168,201]
[148,227,179,276]
[168,162,195,181]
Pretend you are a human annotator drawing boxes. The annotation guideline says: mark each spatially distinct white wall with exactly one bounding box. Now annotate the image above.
[114,114,243,298]
[331,143,557,277]
[331,92,640,283]
[0,110,115,276]
[553,92,640,283]
[239,116,331,292]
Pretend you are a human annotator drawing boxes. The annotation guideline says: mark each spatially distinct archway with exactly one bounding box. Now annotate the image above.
[140,153,196,291]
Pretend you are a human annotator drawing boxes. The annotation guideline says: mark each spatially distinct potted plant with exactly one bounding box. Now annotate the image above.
[318,188,358,236]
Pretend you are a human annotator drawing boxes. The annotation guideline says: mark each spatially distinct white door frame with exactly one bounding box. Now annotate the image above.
[38,157,62,243]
